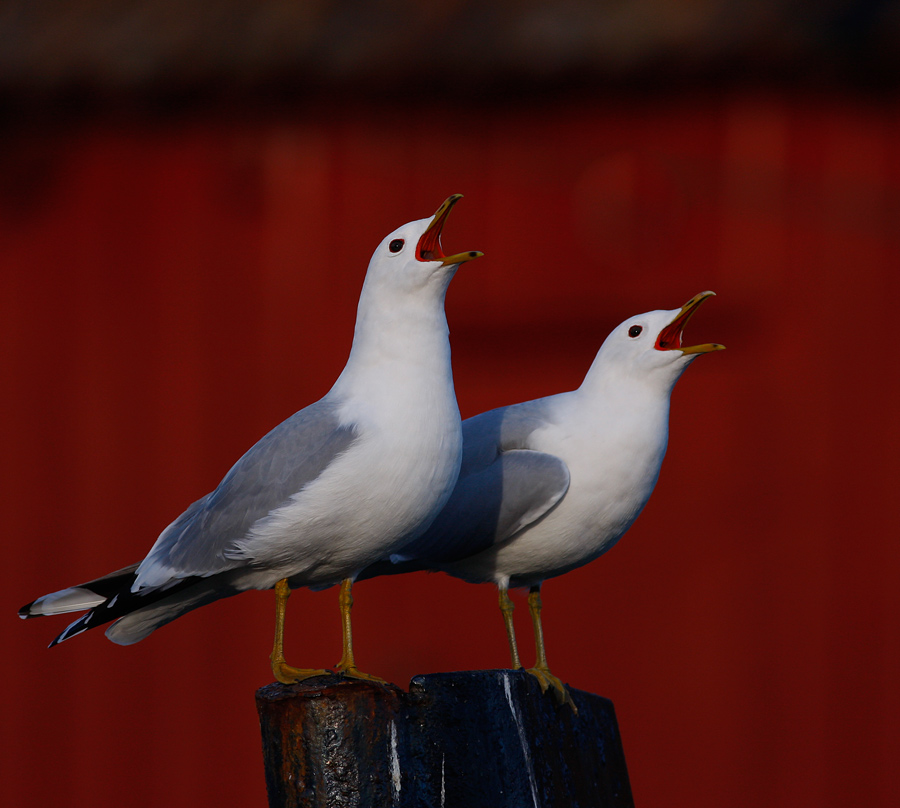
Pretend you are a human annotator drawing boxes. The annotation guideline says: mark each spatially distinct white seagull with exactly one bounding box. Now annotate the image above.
[19,195,482,684]
[361,292,724,704]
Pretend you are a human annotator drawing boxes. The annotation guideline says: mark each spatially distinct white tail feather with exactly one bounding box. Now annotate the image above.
[24,587,107,616]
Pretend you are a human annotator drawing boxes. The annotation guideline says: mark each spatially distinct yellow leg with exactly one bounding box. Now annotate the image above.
[498,585,523,670]
[270,578,328,684]
[526,585,576,712]
[334,578,387,684]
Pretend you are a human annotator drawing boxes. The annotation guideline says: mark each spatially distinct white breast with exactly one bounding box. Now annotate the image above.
[451,393,669,587]
[231,363,462,588]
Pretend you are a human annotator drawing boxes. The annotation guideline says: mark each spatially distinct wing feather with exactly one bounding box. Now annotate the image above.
[387,401,570,565]
[135,398,358,588]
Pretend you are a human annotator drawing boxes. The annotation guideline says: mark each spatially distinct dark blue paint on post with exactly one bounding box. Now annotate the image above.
[256,670,634,808]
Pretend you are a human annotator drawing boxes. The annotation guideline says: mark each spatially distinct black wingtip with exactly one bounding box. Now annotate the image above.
[47,629,75,648]
[18,600,37,619]
[49,615,91,648]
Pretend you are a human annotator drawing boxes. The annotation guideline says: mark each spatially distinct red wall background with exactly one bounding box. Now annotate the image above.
[3,92,899,807]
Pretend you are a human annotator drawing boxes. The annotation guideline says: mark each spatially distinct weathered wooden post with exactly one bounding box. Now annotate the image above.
[256,670,634,807]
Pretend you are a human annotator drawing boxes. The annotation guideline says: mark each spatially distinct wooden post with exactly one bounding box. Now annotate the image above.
[256,670,634,807]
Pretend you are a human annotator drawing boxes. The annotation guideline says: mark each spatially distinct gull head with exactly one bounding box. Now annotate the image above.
[364,194,483,299]
[593,291,725,389]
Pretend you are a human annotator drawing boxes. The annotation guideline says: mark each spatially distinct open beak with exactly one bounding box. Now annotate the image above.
[655,291,726,354]
[417,194,484,266]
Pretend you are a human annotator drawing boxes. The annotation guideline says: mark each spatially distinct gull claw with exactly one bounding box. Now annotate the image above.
[271,660,329,685]
[334,663,388,685]
[526,665,577,712]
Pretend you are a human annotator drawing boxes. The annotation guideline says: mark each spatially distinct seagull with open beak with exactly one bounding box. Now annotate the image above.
[20,195,482,685]
[362,292,724,707]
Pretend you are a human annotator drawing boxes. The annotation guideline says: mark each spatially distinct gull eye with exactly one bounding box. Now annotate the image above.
[389,239,405,253]
[628,325,643,338]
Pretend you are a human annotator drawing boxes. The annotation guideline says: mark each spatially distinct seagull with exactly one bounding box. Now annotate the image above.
[19,194,482,685]
[360,292,724,705]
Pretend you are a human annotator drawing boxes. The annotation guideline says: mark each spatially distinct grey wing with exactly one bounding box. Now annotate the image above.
[393,450,570,565]
[391,402,570,565]
[135,398,358,587]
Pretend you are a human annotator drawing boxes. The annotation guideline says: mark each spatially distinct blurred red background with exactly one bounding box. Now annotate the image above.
[3,6,900,807]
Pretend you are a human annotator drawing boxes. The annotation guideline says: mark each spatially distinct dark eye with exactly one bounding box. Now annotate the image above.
[628,325,643,338]
[389,239,404,253]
